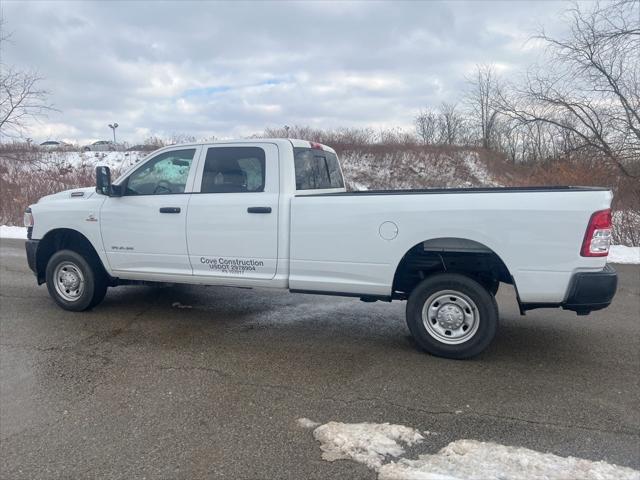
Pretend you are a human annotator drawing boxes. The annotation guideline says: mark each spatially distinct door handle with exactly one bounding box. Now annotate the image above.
[247,207,272,214]
[159,207,181,214]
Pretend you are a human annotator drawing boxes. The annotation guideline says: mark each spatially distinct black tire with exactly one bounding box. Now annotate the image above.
[45,249,108,311]
[406,273,498,359]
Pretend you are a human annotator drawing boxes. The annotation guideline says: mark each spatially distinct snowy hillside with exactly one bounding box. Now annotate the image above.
[23,150,148,173]
[341,149,500,191]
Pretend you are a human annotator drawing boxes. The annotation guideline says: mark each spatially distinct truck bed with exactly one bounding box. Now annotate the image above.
[289,186,613,302]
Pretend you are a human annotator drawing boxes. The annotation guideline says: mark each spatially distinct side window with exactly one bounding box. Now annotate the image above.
[125,149,195,196]
[293,148,344,190]
[200,147,266,193]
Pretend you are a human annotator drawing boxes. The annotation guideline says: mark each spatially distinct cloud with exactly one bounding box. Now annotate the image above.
[2,0,573,143]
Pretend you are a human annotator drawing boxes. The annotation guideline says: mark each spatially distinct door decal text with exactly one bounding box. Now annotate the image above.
[200,257,265,275]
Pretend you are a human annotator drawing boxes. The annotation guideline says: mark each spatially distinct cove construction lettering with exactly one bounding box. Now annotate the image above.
[200,257,265,274]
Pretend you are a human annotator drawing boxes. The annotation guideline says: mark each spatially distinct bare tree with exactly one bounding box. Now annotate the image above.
[414,108,439,144]
[465,64,501,149]
[438,102,465,145]
[168,132,197,144]
[0,21,55,139]
[498,0,640,177]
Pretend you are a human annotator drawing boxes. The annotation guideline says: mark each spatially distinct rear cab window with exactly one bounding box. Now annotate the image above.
[293,147,344,191]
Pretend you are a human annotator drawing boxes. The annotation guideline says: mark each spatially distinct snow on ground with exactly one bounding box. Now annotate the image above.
[297,418,321,429]
[608,245,640,264]
[462,153,500,187]
[348,180,369,191]
[378,439,640,480]
[0,226,27,239]
[40,150,146,171]
[299,419,640,480]
[340,150,496,191]
[310,421,424,470]
[0,150,148,175]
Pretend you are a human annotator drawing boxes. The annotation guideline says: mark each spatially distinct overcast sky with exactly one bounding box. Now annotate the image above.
[2,0,586,144]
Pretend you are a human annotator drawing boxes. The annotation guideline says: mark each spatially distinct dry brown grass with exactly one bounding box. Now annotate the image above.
[0,149,125,226]
[0,162,96,225]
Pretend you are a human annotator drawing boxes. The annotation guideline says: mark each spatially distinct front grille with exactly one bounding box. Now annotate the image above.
[27,226,33,239]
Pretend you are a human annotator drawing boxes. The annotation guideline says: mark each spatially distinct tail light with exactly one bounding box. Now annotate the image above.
[23,207,34,228]
[581,209,612,257]
[310,142,324,150]
[24,207,34,240]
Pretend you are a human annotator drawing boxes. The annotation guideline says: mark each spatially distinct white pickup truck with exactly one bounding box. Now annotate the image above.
[24,139,617,358]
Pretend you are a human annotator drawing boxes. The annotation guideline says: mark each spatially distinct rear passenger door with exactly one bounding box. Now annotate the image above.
[186,143,279,281]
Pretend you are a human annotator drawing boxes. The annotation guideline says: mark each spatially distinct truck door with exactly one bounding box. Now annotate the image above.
[99,147,200,276]
[186,143,279,280]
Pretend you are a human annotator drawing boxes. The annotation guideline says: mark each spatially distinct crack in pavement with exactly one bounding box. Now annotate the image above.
[150,364,639,438]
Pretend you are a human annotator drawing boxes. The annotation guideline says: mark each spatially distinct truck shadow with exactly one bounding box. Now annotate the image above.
[89,284,598,365]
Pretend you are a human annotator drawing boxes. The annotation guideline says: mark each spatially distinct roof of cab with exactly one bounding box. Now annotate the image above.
[164,138,336,154]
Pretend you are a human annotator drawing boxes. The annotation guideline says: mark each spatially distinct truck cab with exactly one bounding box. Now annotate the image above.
[27,139,343,288]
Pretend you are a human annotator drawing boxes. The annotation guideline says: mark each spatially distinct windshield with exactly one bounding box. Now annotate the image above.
[293,147,344,190]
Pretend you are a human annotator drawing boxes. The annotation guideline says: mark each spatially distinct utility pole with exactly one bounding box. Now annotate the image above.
[108,123,119,143]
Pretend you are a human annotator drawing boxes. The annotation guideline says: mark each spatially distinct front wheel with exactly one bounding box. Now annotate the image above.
[46,250,107,311]
[406,273,498,359]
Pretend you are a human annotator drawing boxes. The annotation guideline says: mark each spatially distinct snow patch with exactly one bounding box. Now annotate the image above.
[312,421,424,470]
[379,439,640,480]
[608,245,640,264]
[297,418,321,429]
[0,226,27,239]
[348,181,370,191]
[50,150,146,171]
[462,153,499,187]
[305,420,640,480]
[340,150,501,191]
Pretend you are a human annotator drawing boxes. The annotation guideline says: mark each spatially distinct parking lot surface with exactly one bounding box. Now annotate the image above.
[1,238,639,479]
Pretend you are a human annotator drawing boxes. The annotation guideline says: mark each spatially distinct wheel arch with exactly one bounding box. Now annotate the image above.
[392,236,515,299]
[35,228,108,285]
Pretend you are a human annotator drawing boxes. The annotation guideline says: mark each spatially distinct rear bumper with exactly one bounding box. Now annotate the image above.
[521,265,617,315]
[563,264,618,314]
[25,239,39,275]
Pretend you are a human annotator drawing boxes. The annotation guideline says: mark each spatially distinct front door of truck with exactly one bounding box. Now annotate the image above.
[186,143,279,280]
[100,147,201,276]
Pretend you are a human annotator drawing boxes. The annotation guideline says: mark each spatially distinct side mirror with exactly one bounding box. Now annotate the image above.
[96,166,111,195]
[96,166,122,196]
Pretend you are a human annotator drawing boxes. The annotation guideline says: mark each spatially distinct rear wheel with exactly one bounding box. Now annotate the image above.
[406,273,498,359]
[46,250,107,311]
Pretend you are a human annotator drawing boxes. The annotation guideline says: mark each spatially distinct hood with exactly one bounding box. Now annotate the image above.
[37,186,97,204]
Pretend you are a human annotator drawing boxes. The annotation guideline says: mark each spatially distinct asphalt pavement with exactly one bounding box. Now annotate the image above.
[1,238,638,479]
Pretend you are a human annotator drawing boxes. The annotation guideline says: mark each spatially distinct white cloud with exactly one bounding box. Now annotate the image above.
[2,0,575,143]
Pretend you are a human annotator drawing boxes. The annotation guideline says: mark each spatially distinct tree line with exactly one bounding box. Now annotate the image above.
[414,0,639,178]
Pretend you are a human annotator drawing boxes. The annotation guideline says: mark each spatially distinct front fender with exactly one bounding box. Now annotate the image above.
[30,195,111,276]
